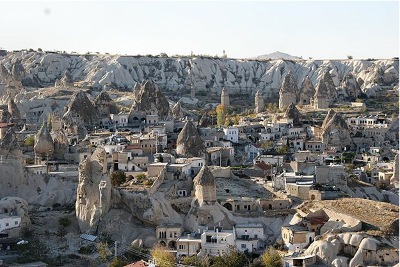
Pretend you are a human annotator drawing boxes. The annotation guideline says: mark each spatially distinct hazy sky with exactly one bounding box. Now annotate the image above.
[0,1,398,59]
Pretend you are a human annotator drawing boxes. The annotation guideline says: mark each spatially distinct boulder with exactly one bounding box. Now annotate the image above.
[176,120,205,157]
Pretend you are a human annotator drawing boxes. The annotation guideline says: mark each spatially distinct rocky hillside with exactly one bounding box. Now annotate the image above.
[0,51,398,98]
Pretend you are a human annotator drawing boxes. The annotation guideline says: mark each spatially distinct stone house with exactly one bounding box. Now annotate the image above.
[235,223,265,253]
[281,225,315,252]
[156,223,183,250]
[176,233,202,259]
[201,226,235,256]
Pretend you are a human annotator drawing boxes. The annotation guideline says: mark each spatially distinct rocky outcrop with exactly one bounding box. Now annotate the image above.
[1,52,397,99]
[342,73,362,99]
[321,111,352,148]
[52,129,69,159]
[322,109,337,128]
[254,90,264,113]
[172,101,183,120]
[76,148,111,234]
[221,87,230,107]
[0,197,30,228]
[60,70,74,87]
[94,90,119,117]
[129,80,171,120]
[279,71,299,110]
[34,124,54,158]
[176,120,205,157]
[314,77,331,109]
[0,128,22,158]
[391,152,399,188]
[7,98,21,120]
[284,103,302,127]
[62,90,99,136]
[0,108,11,123]
[10,59,25,81]
[299,76,315,105]
[321,71,338,100]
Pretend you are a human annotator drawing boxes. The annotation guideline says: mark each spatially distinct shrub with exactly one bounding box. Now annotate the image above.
[143,179,154,186]
[261,247,282,267]
[136,173,146,182]
[110,257,126,267]
[25,136,35,147]
[150,245,176,267]
[110,171,126,186]
[78,244,95,254]
[97,242,112,263]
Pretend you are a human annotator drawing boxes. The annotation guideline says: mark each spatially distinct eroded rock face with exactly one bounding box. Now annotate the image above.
[176,120,205,157]
[76,148,111,234]
[321,111,352,148]
[0,128,22,158]
[129,80,171,120]
[60,70,74,87]
[94,91,119,117]
[172,101,183,120]
[0,197,30,227]
[10,59,25,81]
[321,71,338,100]
[284,103,302,127]
[254,90,264,113]
[314,78,331,109]
[342,73,362,98]
[52,129,69,159]
[391,152,399,187]
[299,76,315,105]
[279,71,299,110]
[34,124,54,158]
[0,108,11,123]
[7,98,21,120]
[62,90,99,136]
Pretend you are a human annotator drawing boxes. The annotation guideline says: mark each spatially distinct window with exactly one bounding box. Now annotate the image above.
[179,245,185,250]
[14,221,18,225]
[6,223,9,227]
[241,244,246,249]
[254,234,258,239]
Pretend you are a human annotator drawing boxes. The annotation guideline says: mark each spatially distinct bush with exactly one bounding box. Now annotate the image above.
[25,136,35,147]
[58,217,71,236]
[143,179,154,186]
[110,257,126,267]
[261,247,282,267]
[78,244,95,254]
[110,171,126,186]
[136,173,146,182]
[97,242,112,263]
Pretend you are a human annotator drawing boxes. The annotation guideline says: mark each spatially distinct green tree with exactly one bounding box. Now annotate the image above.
[211,247,251,267]
[182,255,211,267]
[110,171,126,187]
[150,245,176,267]
[25,136,35,147]
[261,247,282,267]
[216,104,227,127]
[97,242,112,263]
[261,141,274,150]
[276,145,289,154]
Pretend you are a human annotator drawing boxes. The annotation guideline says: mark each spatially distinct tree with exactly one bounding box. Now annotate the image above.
[150,245,176,267]
[182,255,211,267]
[347,55,353,60]
[110,171,126,187]
[211,247,251,267]
[58,217,71,236]
[261,247,282,267]
[25,136,35,147]
[38,48,43,52]
[216,104,227,127]
[110,257,126,267]
[261,141,274,150]
[97,242,112,263]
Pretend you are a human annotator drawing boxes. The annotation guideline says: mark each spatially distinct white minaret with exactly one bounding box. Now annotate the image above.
[221,87,230,107]
[254,90,264,113]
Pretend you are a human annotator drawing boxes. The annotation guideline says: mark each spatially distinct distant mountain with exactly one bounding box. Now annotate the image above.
[255,51,302,60]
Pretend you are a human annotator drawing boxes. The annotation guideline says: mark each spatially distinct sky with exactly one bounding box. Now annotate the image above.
[0,1,398,59]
